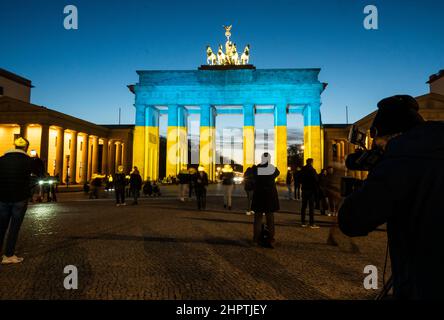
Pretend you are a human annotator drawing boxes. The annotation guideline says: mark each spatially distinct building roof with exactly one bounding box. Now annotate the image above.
[0,68,33,88]
[322,124,350,129]
[100,124,135,129]
[427,70,444,84]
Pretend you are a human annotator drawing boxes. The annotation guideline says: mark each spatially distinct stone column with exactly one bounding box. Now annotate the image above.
[199,104,216,180]
[109,140,116,174]
[274,103,288,183]
[81,134,89,183]
[91,136,99,175]
[303,102,323,173]
[133,104,146,177]
[101,138,108,175]
[243,104,255,173]
[55,127,64,177]
[40,124,50,173]
[68,131,78,183]
[145,106,160,181]
[166,105,188,177]
[115,141,121,169]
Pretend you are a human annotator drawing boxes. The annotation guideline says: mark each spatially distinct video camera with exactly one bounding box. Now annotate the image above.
[345,125,384,172]
[341,125,384,197]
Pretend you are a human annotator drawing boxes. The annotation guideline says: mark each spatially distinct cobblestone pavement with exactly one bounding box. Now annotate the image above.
[0,185,389,300]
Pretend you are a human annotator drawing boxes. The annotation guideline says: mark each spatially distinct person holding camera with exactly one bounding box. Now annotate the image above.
[338,95,444,299]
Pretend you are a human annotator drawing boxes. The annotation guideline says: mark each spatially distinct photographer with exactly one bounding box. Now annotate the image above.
[338,95,444,299]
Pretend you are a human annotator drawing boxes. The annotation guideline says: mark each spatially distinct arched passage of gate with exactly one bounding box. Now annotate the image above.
[129,68,327,182]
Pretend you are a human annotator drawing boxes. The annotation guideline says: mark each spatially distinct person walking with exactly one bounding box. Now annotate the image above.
[251,153,280,247]
[113,166,127,206]
[129,166,143,205]
[286,167,294,200]
[188,167,197,200]
[293,167,302,201]
[299,158,319,228]
[0,137,34,264]
[195,166,209,210]
[177,167,190,202]
[243,165,256,215]
[220,164,235,210]
[89,175,101,199]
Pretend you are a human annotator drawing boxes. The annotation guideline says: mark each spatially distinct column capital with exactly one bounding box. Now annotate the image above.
[243,104,255,127]
[200,104,216,127]
[274,103,288,127]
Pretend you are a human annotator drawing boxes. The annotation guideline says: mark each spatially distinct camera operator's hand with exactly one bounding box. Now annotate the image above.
[338,162,395,237]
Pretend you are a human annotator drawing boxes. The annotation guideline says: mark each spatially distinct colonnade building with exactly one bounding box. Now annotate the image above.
[0,68,133,184]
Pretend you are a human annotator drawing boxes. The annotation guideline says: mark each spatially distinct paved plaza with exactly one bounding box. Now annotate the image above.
[0,185,389,300]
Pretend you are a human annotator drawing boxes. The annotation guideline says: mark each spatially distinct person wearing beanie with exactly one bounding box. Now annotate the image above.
[338,94,444,299]
[0,137,33,264]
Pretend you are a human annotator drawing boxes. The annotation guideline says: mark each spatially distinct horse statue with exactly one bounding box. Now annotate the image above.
[217,44,226,65]
[240,44,250,65]
[231,43,239,65]
[206,45,217,65]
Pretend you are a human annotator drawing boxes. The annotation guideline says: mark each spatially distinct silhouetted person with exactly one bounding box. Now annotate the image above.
[220,164,235,210]
[293,167,302,200]
[195,167,208,210]
[152,182,161,197]
[251,153,280,247]
[177,167,190,201]
[113,166,127,206]
[299,158,319,228]
[0,137,33,264]
[143,181,153,197]
[339,95,444,299]
[129,167,142,205]
[243,165,256,215]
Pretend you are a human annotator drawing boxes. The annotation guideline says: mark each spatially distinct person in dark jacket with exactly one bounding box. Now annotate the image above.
[143,180,153,197]
[0,137,33,264]
[243,165,256,215]
[338,95,444,300]
[177,168,190,201]
[89,176,102,199]
[251,153,280,246]
[194,166,209,210]
[293,167,302,200]
[299,158,319,228]
[113,166,127,206]
[220,164,235,210]
[129,167,143,205]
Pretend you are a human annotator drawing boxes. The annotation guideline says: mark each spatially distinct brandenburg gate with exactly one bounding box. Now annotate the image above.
[129,26,327,182]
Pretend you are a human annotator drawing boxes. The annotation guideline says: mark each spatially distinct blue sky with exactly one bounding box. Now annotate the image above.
[1,0,443,129]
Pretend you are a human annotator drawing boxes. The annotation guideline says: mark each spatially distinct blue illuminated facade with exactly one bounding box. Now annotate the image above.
[131,68,326,181]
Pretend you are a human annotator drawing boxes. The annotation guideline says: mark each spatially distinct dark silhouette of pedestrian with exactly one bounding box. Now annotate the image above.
[129,166,142,205]
[113,166,127,206]
[194,167,208,210]
[220,164,235,210]
[143,181,153,197]
[0,137,35,264]
[299,158,319,228]
[293,167,302,200]
[251,153,280,247]
[243,165,256,215]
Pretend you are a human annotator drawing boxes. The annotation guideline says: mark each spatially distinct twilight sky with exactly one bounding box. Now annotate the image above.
[1,0,443,130]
